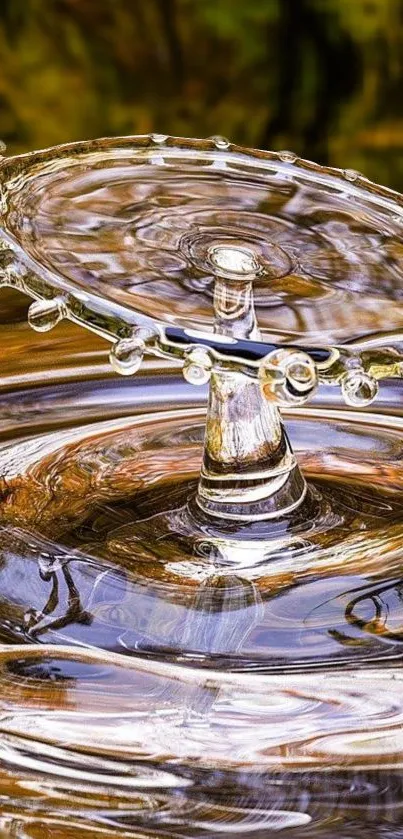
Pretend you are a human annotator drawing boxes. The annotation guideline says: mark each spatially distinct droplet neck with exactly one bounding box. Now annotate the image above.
[196,248,308,521]
[197,370,307,520]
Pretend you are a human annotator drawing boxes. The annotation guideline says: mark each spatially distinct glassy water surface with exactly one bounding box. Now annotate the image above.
[0,142,403,837]
[4,139,403,344]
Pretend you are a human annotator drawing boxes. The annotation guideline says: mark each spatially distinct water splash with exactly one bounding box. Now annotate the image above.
[0,137,402,836]
[2,137,403,346]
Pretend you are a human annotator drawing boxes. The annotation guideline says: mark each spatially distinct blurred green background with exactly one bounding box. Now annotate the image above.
[0,0,402,188]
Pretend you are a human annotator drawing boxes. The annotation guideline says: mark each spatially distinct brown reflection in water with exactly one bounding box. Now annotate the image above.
[0,407,402,678]
[0,646,401,835]
[0,297,401,835]
[0,290,107,386]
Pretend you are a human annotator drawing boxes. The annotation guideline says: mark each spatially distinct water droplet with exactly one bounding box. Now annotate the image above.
[150,133,168,145]
[27,298,65,332]
[278,150,297,163]
[259,349,316,406]
[109,336,145,375]
[183,348,212,386]
[341,370,379,407]
[286,353,317,392]
[210,136,230,150]
[343,169,361,183]
[209,245,258,276]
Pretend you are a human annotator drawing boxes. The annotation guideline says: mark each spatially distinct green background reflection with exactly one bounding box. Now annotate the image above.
[0,0,402,188]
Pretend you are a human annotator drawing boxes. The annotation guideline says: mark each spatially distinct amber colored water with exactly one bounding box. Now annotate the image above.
[0,142,403,837]
[0,347,400,837]
[4,141,403,346]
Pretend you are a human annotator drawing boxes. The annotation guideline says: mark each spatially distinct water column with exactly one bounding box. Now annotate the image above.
[196,245,308,521]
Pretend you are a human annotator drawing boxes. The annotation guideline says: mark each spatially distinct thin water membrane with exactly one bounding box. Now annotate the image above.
[0,137,402,836]
[2,137,403,344]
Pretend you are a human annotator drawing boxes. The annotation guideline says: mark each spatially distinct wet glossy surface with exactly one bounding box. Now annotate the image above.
[0,138,403,837]
[2,137,403,344]
[0,353,400,835]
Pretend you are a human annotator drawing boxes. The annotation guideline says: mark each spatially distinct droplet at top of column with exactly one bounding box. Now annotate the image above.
[197,244,308,521]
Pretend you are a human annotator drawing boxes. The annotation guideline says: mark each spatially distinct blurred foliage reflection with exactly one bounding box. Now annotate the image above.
[0,0,402,187]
